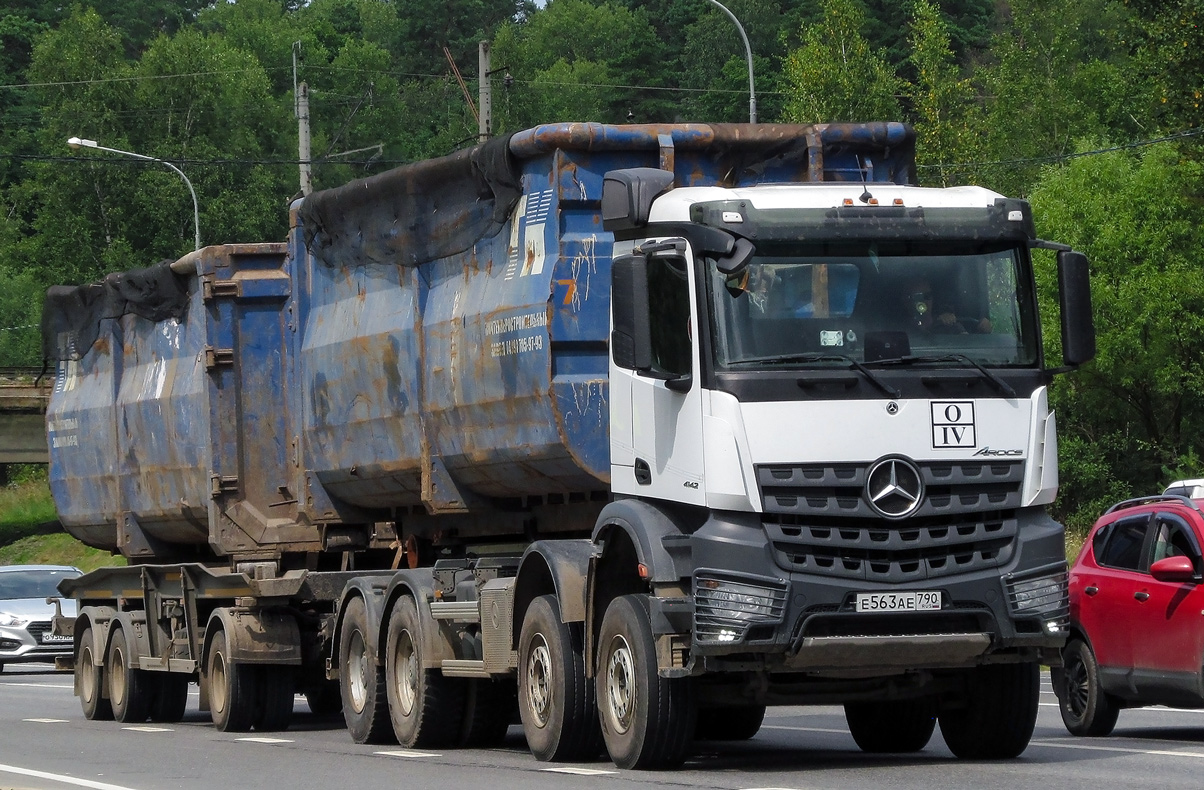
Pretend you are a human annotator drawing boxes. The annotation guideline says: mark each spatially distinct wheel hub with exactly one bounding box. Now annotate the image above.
[394,629,417,716]
[348,631,369,712]
[526,636,552,728]
[605,635,635,734]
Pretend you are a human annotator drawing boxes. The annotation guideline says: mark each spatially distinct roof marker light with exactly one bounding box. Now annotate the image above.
[842,198,854,206]
[893,198,904,206]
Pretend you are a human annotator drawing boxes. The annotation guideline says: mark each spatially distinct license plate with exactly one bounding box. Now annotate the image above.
[854,591,942,613]
[40,632,71,644]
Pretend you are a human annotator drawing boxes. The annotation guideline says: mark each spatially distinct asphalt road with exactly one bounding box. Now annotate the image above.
[2,664,1203,790]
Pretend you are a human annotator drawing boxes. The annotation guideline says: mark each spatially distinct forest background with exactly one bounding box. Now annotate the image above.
[1,0,1203,539]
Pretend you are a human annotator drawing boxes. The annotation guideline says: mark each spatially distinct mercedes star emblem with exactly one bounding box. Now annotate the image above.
[865,457,924,519]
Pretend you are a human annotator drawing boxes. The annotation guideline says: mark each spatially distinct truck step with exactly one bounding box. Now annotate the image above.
[429,600,480,623]
[441,659,488,678]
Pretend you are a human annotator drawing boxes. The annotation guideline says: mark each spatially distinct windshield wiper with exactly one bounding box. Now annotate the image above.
[871,354,1015,398]
[734,352,901,398]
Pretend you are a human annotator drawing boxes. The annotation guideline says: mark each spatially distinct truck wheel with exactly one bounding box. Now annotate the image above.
[305,680,343,717]
[77,626,113,721]
[107,627,151,723]
[461,679,516,747]
[255,667,295,732]
[845,698,936,752]
[938,663,1039,759]
[206,629,256,732]
[695,705,766,741]
[518,594,602,761]
[596,594,696,769]
[1058,639,1119,736]
[385,596,463,747]
[340,596,392,743]
[149,674,190,723]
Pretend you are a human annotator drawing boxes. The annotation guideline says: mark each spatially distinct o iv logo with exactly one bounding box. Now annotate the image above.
[931,401,976,449]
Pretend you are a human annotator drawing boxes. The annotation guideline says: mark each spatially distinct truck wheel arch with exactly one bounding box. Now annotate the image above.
[378,570,457,667]
[511,539,595,650]
[591,499,693,585]
[202,607,301,667]
[330,579,390,673]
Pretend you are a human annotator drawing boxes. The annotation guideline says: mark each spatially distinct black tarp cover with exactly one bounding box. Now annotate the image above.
[42,260,189,362]
[300,133,521,269]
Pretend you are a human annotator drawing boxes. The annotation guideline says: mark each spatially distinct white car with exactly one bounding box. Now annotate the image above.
[1164,479,1204,499]
[0,565,82,671]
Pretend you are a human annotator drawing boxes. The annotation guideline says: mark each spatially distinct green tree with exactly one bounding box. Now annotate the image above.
[906,0,980,185]
[1030,143,1204,530]
[781,0,901,124]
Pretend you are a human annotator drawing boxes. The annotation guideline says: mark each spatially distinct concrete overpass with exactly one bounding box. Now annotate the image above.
[0,368,50,485]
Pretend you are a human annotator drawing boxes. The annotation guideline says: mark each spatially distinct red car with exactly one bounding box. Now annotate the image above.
[1055,493,1204,735]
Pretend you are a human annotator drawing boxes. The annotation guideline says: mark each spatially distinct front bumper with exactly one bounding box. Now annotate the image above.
[672,507,1068,673]
[0,620,75,664]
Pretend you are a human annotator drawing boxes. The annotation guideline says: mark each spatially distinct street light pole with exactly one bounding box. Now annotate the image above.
[701,0,756,124]
[67,137,201,251]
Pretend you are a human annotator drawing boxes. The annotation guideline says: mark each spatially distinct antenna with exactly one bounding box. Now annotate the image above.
[857,155,873,204]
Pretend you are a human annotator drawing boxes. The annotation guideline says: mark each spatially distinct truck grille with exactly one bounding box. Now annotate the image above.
[757,460,1024,519]
[766,513,1018,583]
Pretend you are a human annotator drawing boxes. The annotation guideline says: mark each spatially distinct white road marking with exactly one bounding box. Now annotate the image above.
[236,737,294,743]
[123,726,173,733]
[23,718,69,723]
[1031,740,1204,759]
[761,725,849,734]
[0,762,142,790]
[2,682,74,689]
[374,749,442,758]
[540,767,617,776]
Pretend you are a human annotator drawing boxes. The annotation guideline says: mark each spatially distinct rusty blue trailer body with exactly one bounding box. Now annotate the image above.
[45,122,916,562]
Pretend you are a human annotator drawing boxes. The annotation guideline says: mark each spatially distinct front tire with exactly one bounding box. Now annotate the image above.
[385,596,463,747]
[596,595,696,770]
[340,596,392,743]
[938,663,1039,759]
[517,594,602,761]
[107,628,151,723]
[1058,638,1119,736]
[77,626,113,720]
[845,698,936,753]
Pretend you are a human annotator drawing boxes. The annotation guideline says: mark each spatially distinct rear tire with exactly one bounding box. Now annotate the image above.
[385,596,464,747]
[1057,638,1119,736]
[845,698,936,753]
[255,667,294,732]
[460,679,516,747]
[938,663,1039,759]
[206,629,256,732]
[107,628,151,723]
[695,705,766,741]
[305,680,343,717]
[340,596,392,743]
[77,626,113,721]
[596,594,696,770]
[149,674,190,723]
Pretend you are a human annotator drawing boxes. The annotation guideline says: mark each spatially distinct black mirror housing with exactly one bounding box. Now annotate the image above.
[602,168,675,233]
[611,253,653,371]
[1057,250,1095,367]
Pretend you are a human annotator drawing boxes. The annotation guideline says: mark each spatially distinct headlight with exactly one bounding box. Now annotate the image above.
[1005,566,1069,632]
[695,574,788,645]
[0,611,30,627]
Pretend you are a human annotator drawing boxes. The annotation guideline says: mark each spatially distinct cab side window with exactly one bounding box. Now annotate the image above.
[1095,516,1151,571]
[647,256,692,377]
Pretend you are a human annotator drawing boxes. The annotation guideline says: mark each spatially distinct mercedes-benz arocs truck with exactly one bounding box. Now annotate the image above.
[46,122,1094,769]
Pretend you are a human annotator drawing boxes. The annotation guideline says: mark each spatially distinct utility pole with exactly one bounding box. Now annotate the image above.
[297,82,313,196]
[478,41,492,143]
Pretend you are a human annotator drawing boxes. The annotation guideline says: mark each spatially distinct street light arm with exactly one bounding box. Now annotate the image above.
[702,0,756,124]
[66,137,201,251]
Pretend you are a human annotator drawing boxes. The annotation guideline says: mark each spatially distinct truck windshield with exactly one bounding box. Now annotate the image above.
[706,244,1039,369]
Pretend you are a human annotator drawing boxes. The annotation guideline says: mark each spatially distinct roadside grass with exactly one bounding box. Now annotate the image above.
[1,468,122,570]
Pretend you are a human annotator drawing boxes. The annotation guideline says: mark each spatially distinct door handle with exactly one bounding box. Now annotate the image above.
[1084,586,1099,596]
[1134,591,1150,602]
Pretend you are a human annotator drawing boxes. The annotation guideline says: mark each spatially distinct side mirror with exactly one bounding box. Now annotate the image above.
[1057,250,1095,367]
[611,253,652,372]
[715,237,755,276]
[1150,555,1197,584]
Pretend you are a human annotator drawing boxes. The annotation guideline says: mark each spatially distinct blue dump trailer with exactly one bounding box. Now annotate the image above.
[48,122,1095,768]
